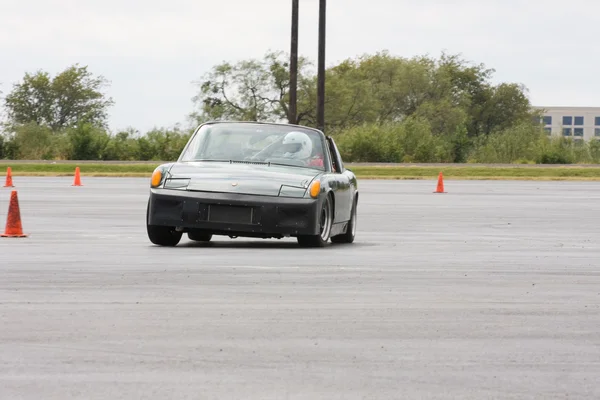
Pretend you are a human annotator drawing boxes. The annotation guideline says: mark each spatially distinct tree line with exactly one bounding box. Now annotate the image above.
[1,51,597,164]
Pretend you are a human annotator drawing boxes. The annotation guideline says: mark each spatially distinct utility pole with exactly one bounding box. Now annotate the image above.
[316,0,326,133]
[289,0,299,124]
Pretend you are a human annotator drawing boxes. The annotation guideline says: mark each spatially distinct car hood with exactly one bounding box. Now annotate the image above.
[165,161,322,197]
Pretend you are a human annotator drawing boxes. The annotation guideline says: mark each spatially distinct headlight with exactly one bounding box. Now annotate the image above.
[164,178,190,189]
[279,185,306,198]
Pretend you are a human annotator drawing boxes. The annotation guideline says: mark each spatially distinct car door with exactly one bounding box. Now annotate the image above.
[326,136,353,223]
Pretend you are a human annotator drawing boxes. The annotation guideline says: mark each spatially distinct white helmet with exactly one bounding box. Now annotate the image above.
[281,131,313,159]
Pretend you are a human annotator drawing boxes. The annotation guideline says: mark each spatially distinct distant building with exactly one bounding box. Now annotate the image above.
[534,106,600,140]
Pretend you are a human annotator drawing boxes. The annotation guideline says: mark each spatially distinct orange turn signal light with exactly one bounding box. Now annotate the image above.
[151,169,162,187]
[309,180,321,198]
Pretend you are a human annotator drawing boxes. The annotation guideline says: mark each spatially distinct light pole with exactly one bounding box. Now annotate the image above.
[316,0,326,133]
[289,0,299,124]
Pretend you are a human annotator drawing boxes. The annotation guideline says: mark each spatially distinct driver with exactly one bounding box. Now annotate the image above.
[281,131,313,161]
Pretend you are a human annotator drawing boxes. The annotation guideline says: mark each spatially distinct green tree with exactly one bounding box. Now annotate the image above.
[474,83,537,136]
[3,64,114,131]
[322,51,536,137]
[190,50,314,125]
[192,50,537,140]
[433,53,536,137]
[65,123,110,160]
[10,122,55,159]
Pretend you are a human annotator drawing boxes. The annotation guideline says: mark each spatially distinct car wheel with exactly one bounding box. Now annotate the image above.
[297,194,333,248]
[188,231,213,242]
[331,196,357,244]
[146,202,182,246]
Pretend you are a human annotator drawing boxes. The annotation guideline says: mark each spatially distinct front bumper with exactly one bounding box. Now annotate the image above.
[147,188,322,237]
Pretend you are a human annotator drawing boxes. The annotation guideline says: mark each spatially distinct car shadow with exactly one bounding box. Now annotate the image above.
[148,240,368,249]
[176,240,328,249]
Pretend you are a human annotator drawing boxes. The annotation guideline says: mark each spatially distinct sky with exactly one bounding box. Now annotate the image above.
[1,0,599,133]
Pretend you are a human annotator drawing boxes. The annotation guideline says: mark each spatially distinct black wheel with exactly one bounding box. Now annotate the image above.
[331,196,357,244]
[188,231,213,242]
[297,194,333,248]
[147,224,182,246]
[146,203,182,246]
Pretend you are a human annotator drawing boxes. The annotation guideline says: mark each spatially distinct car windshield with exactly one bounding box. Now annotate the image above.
[179,123,328,171]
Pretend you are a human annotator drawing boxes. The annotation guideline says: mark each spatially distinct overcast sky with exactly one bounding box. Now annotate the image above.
[2,0,599,133]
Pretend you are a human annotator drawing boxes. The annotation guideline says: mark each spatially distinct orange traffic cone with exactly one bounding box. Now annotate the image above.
[434,172,446,193]
[3,167,14,187]
[1,190,28,238]
[72,166,82,186]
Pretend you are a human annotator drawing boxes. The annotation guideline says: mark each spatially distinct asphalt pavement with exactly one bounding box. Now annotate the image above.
[1,177,599,399]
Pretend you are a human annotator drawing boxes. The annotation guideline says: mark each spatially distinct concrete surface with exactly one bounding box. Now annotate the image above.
[0,177,599,400]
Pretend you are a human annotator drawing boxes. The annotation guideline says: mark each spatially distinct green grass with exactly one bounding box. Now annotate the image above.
[2,162,600,180]
[349,166,600,180]
[0,163,158,175]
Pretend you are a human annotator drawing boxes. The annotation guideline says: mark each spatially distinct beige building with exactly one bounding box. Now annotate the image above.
[534,106,600,140]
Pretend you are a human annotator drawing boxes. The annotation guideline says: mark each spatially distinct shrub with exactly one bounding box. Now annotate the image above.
[2,119,600,165]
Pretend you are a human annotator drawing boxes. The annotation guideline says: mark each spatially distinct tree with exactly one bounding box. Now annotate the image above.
[317,51,536,136]
[3,64,114,131]
[189,50,536,140]
[432,53,536,137]
[189,50,315,125]
[476,83,537,135]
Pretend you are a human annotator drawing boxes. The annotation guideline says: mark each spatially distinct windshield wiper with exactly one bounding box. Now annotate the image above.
[230,160,270,165]
[184,159,271,165]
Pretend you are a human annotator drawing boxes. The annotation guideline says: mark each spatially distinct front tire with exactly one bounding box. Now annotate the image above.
[147,224,182,246]
[297,194,333,248]
[146,202,182,246]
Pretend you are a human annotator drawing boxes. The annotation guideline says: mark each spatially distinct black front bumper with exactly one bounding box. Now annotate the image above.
[147,188,322,237]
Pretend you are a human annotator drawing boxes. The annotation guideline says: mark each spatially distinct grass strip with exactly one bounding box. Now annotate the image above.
[351,166,600,179]
[2,163,600,180]
[0,163,158,174]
